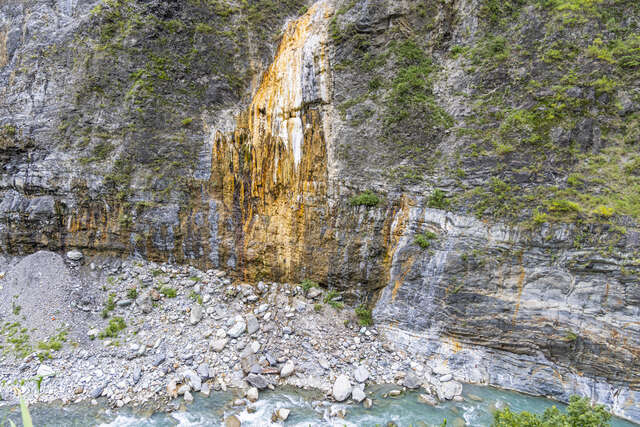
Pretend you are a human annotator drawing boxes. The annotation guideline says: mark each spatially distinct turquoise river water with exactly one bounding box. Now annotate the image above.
[1,384,638,426]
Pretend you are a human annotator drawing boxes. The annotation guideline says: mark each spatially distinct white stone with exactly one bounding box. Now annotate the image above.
[189,305,203,325]
[352,385,366,403]
[332,375,351,402]
[36,365,55,377]
[353,366,369,383]
[246,387,259,402]
[227,321,246,338]
[211,338,228,352]
[66,250,83,261]
[280,360,295,378]
[439,374,453,382]
[277,408,290,421]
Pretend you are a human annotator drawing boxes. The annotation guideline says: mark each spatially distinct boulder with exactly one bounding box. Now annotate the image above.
[280,360,295,378]
[354,365,369,383]
[276,408,290,421]
[403,372,421,389]
[439,374,453,382]
[246,374,269,389]
[439,380,463,401]
[418,393,438,406]
[332,375,352,402]
[352,385,366,403]
[246,386,259,402]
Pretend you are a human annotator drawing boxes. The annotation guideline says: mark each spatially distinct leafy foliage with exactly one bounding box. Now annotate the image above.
[492,395,612,427]
[350,191,381,207]
[324,290,344,310]
[428,189,451,210]
[300,279,319,293]
[355,304,373,326]
[98,317,127,339]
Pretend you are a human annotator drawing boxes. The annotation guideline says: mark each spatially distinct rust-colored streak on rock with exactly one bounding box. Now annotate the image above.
[0,30,7,68]
[209,2,332,284]
[512,253,526,325]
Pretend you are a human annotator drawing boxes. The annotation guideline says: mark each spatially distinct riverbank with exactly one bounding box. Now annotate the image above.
[0,251,465,418]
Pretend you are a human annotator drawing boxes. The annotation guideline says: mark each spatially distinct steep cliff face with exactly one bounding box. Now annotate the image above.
[2,0,640,421]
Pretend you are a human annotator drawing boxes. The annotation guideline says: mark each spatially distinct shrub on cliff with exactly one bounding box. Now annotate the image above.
[492,395,611,427]
[350,191,380,207]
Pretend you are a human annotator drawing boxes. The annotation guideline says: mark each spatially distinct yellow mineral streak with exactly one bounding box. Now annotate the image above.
[0,30,7,68]
[209,2,333,281]
[247,0,330,170]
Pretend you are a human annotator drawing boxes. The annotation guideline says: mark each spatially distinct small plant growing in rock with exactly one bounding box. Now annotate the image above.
[101,292,116,318]
[189,291,203,304]
[160,286,177,298]
[532,209,549,225]
[314,303,323,312]
[355,305,373,326]
[37,329,68,361]
[415,231,437,249]
[565,331,578,341]
[98,317,126,339]
[300,279,318,293]
[127,288,138,300]
[350,191,380,207]
[324,290,344,310]
[427,189,450,210]
[592,205,614,218]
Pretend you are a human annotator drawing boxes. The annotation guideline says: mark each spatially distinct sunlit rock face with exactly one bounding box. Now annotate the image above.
[2,0,640,422]
[208,2,393,289]
[209,1,333,280]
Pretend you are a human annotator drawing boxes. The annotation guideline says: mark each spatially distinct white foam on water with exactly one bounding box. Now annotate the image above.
[171,411,205,426]
[97,415,147,427]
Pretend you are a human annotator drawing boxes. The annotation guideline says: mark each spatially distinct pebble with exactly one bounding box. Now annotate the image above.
[227,320,246,338]
[246,387,259,402]
[211,338,228,352]
[246,314,260,334]
[66,250,83,261]
[190,305,203,325]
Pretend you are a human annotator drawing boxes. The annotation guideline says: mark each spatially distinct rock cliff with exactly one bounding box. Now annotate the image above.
[1,0,640,421]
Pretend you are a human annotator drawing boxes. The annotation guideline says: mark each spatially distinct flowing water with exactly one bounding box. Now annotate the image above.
[1,384,637,427]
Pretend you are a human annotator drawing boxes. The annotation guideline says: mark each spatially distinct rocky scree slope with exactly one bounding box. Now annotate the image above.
[1,0,640,422]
